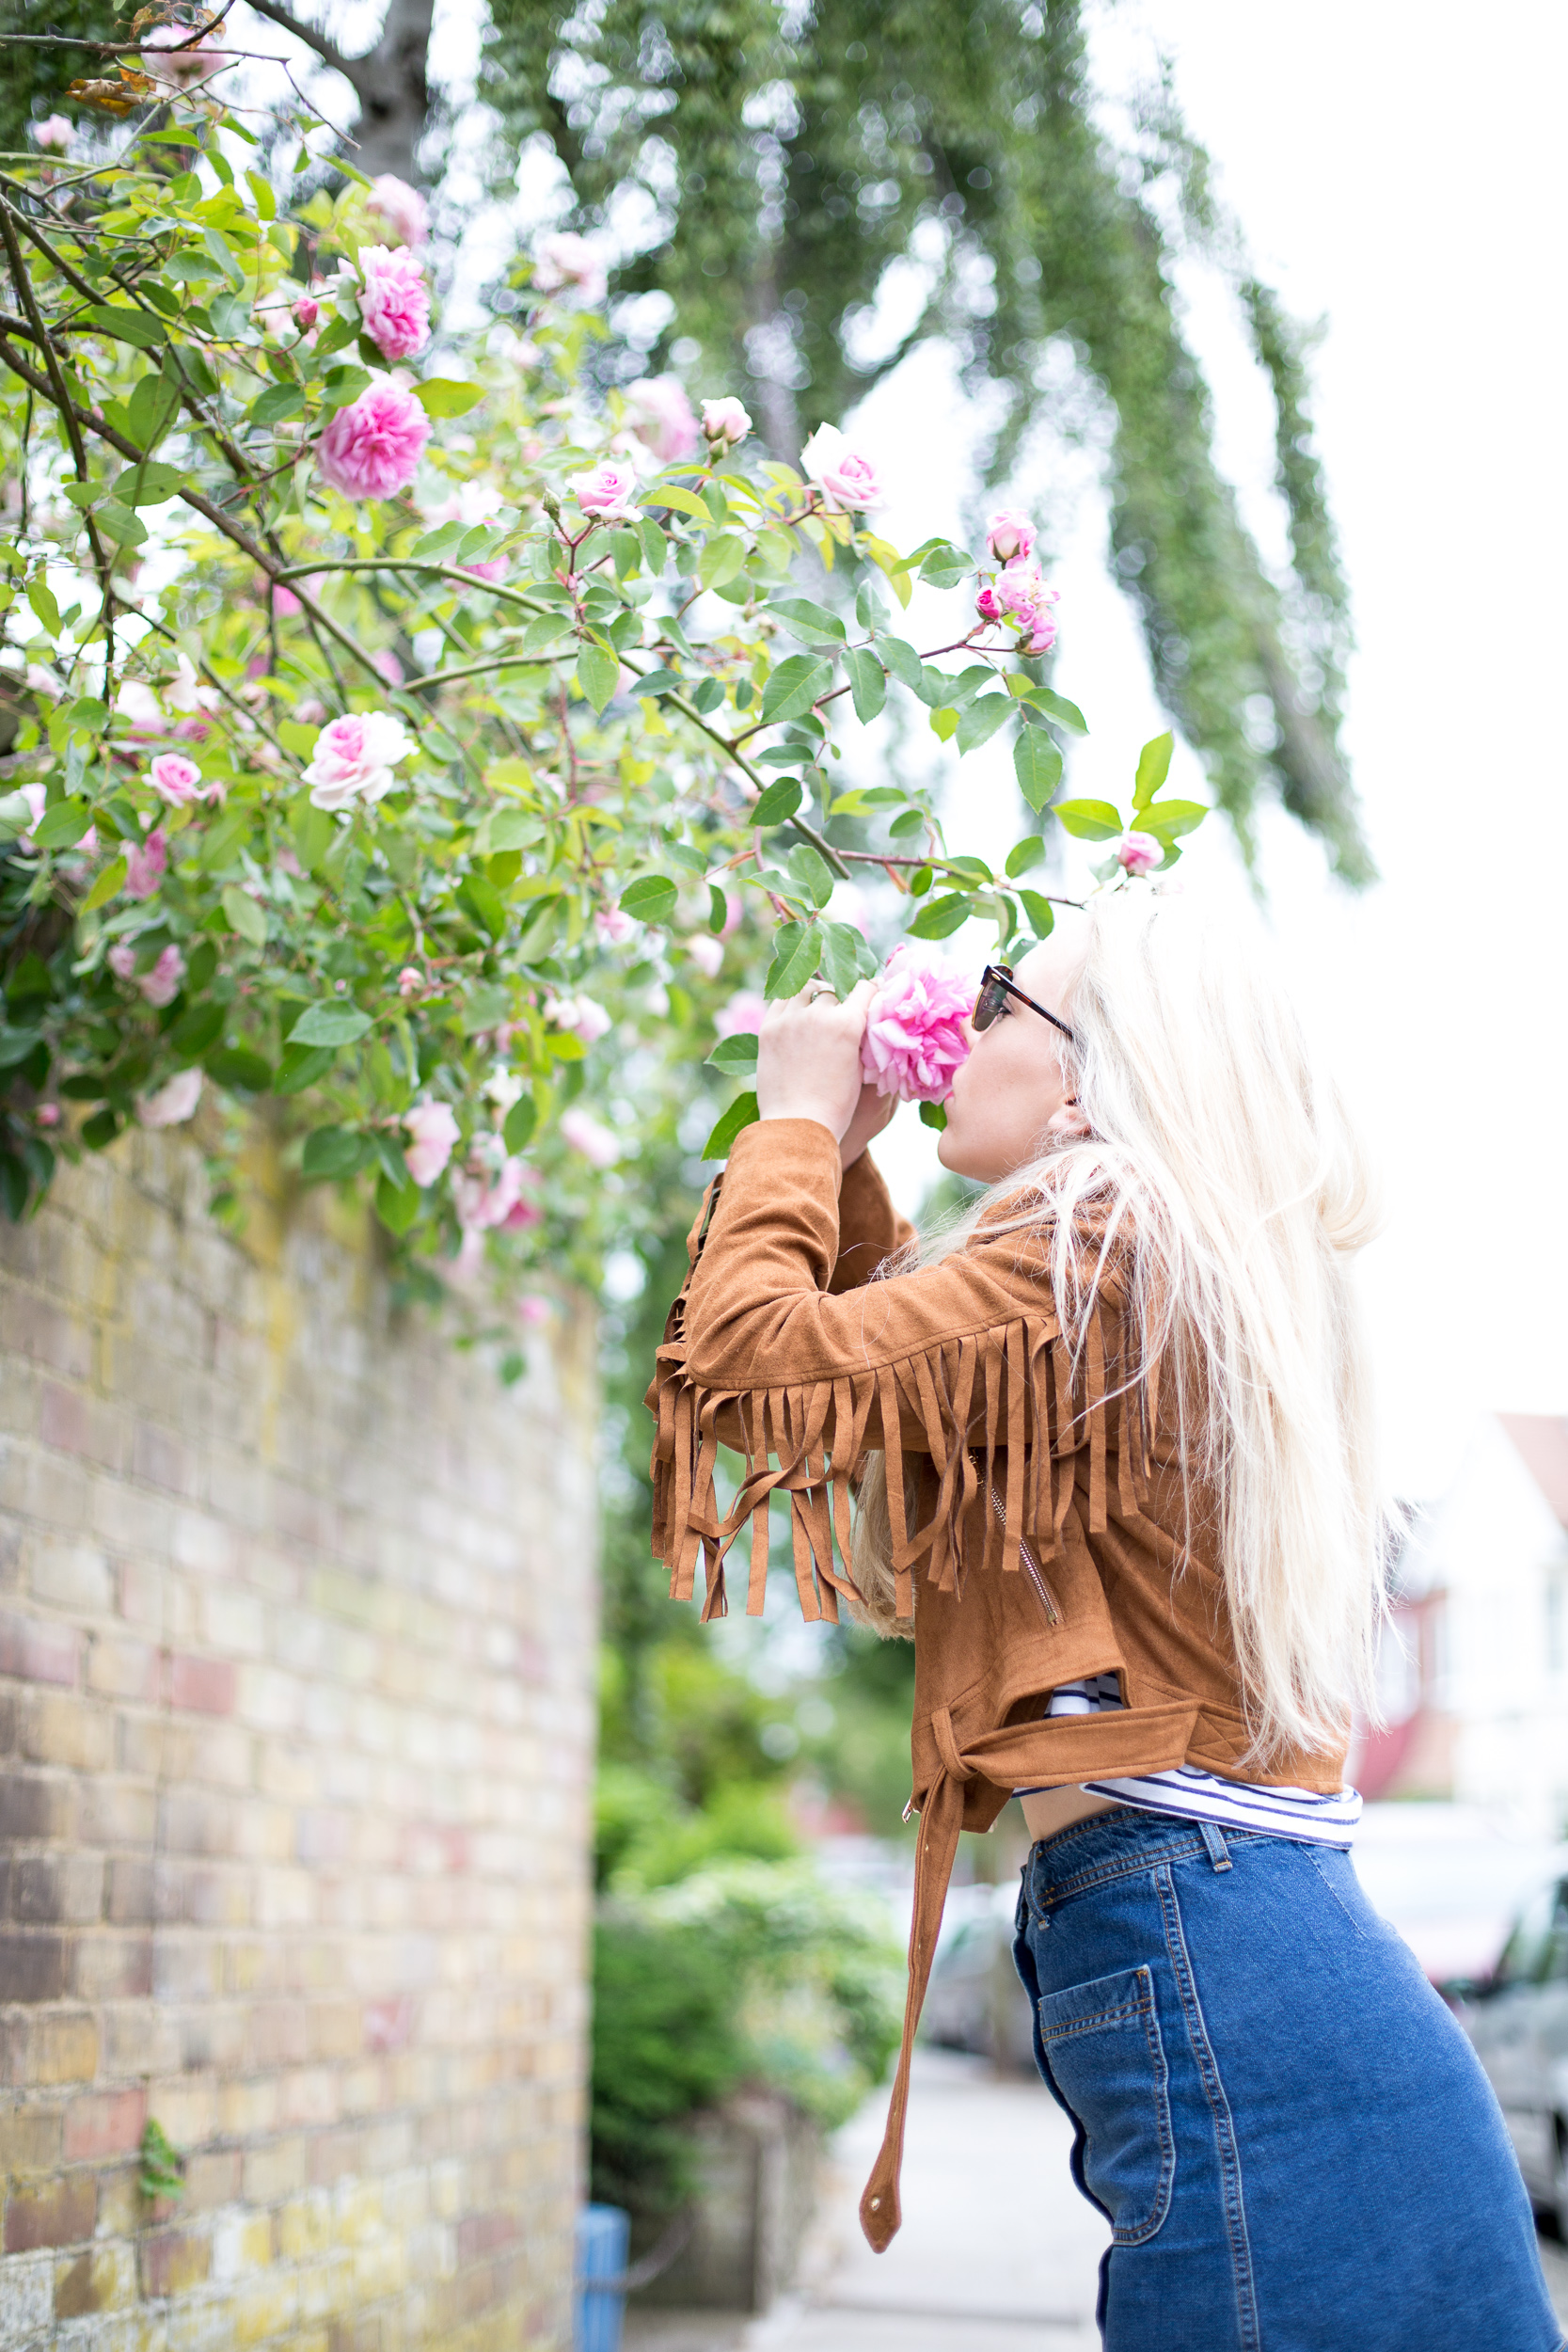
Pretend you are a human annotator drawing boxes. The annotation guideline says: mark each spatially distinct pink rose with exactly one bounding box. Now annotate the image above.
[404,1101,460,1188]
[452,1153,536,1231]
[626,376,699,464]
[315,376,430,502]
[291,296,319,333]
[974,584,1004,624]
[18,783,46,843]
[33,116,73,153]
[714,989,767,1041]
[569,461,641,521]
[136,1067,202,1128]
[1116,831,1164,876]
[560,1106,618,1168]
[396,966,422,997]
[532,231,607,305]
[367,174,429,249]
[860,945,977,1104]
[300,711,413,811]
[148,751,205,807]
[546,994,612,1046]
[800,422,886,515]
[110,942,185,1008]
[683,934,723,978]
[993,562,1060,657]
[594,905,637,948]
[124,828,167,901]
[986,509,1036,564]
[702,396,752,450]
[36,1103,61,1128]
[357,246,431,364]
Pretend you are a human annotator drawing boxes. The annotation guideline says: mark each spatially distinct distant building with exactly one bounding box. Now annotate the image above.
[1354,1417,1568,1833]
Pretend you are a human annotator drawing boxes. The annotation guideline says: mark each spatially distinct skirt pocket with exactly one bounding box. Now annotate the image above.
[1036,1962,1175,2247]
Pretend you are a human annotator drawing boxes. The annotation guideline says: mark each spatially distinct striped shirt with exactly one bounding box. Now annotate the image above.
[1014,1674,1361,1848]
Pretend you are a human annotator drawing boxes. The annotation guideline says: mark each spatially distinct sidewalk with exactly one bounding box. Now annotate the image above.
[624,2046,1568,2352]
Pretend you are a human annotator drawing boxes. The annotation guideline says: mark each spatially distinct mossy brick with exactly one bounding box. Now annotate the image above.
[210,2209,275,2282]
[0,1609,79,1688]
[230,2273,302,2346]
[139,2227,212,2297]
[3,2171,97,2251]
[55,2236,138,2316]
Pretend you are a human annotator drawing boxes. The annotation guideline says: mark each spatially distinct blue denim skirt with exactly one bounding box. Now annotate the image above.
[1012,1807,1562,2351]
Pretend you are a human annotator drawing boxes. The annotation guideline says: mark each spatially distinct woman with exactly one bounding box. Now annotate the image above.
[648,892,1559,2350]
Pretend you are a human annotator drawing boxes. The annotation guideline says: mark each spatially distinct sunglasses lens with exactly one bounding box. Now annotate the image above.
[973,977,1005,1031]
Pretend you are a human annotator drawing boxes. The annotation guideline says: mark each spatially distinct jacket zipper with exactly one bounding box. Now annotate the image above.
[983,1479,1059,1626]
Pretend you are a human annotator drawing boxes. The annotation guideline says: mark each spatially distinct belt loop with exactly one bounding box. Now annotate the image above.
[1199,1819,1231,1872]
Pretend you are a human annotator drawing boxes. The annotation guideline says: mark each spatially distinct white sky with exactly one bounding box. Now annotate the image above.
[855,0,1568,1502]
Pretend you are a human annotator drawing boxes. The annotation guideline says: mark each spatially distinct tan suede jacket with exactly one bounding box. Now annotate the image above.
[646,1119,1344,2250]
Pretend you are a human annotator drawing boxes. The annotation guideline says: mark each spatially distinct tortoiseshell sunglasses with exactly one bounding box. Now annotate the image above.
[972,962,1076,1044]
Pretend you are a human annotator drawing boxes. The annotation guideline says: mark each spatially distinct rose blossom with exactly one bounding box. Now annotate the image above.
[117,680,163,735]
[136,1067,202,1128]
[715,989,767,1041]
[356,246,431,364]
[595,905,637,948]
[800,421,886,515]
[33,116,73,153]
[568,460,641,521]
[860,945,977,1104]
[125,829,167,901]
[1116,831,1164,876]
[315,376,430,502]
[272,584,304,619]
[532,231,607,304]
[292,295,320,333]
[300,712,414,811]
[452,1153,537,1232]
[993,562,1060,656]
[626,376,699,464]
[683,933,723,978]
[148,752,206,807]
[109,942,185,1008]
[36,1104,60,1128]
[404,1101,460,1187]
[702,396,752,450]
[561,1106,619,1168]
[986,508,1036,564]
[367,174,429,248]
[974,583,1004,623]
[547,994,612,1046]
[396,966,422,998]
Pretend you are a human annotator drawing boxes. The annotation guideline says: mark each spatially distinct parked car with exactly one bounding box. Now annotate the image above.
[921,1884,1036,2072]
[1449,1875,1568,2233]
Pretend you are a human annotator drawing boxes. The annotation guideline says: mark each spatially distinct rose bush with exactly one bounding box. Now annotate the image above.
[0,86,1210,1337]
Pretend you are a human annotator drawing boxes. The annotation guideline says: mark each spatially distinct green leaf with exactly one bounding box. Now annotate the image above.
[1053,799,1125,842]
[647,485,711,519]
[957,694,1010,756]
[410,520,467,561]
[619,875,678,924]
[375,1170,421,1234]
[206,1046,274,1092]
[918,544,973,589]
[502,1095,538,1153]
[763,922,822,1000]
[844,645,886,724]
[26,580,62,639]
[785,843,834,909]
[819,920,869,998]
[705,1033,758,1075]
[124,462,182,506]
[771,598,846,644]
[168,999,224,1062]
[1132,732,1174,808]
[276,1043,335,1095]
[1139,799,1210,840]
[701,1090,760,1159]
[250,382,303,427]
[460,982,512,1033]
[0,1030,41,1070]
[79,857,128,914]
[638,518,669,574]
[86,303,166,350]
[319,364,371,413]
[199,809,250,872]
[31,801,92,851]
[751,778,803,827]
[220,883,267,947]
[907,892,972,940]
[413,378,485,418]
[1014,726,1065,813]
[631,668,683,699]
[481,807,537,855]
[290,1001,373,1048]
[760,655,833,727]
[1005,834,1046,879]
[1018,890,1056,941]
[918,1099,949,1131]
[698,532,745,590]
[81,1109,120,1152]
[302,1126,371,1181]
[1024,686,1088,736]
[457,874,506,942]
[126,373,182,453]
[576,642,619,713]
[95,503,148,548]
[707,882,728,935]
[928,707,959,743]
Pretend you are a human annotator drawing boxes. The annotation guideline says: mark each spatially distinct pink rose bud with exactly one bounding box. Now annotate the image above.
[986,508,1036,564]
[124,828,168,901]
[396,966,422,997]
[974,584,1004,623]
[135,1067,202,1128]
[292,295,320,332]
[560,1106,619,1168]
[626,376,700,464]
[702,396,752,450]
[532,231,607,305]
[300,712,414,811]
[546,994,612,1046]
[315,375,431,502]
[366,173,429,249]
[800,421,887,514]
[36,1103,61,1128]
[148,751,204,807]
[1116,831,1164,875]
[860,945,978,1105]
[714,988,767,1041]
[403,1100,460,1188]
[568,460,641,520]
[356,246,431,364]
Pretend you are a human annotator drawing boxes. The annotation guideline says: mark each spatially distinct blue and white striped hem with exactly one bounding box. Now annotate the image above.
[1014,1763,1361,1849]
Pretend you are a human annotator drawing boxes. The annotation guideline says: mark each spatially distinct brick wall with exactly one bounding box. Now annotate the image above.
[0,1128,599,2350]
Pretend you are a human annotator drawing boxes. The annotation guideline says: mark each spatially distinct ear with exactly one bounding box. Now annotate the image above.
[1045,1097,1092,1143]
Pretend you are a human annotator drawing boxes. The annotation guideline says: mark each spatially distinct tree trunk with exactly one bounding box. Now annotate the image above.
[343,0,436,183]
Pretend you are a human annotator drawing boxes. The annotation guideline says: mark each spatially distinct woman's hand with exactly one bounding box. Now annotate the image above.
[838,1081,896,1170]
[757,979,876,1145]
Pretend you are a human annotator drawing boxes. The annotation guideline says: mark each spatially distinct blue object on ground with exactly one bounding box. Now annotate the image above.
[575,2202,630,2352]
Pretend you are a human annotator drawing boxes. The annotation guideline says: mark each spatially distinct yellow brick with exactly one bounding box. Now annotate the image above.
[351,2236,406,2305]
[331,2180,383,2246]
[55,2240,138,2317]
[277,2192,331,2263]
[232,2272,299,2346]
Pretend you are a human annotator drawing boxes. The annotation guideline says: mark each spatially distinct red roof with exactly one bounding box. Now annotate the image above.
[1499,1415,1568,1530]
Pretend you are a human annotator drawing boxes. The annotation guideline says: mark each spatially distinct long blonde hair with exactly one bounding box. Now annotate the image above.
[851,887,1388,1765]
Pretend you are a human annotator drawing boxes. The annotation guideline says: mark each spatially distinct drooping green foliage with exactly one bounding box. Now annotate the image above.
[483,0,1369,878]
